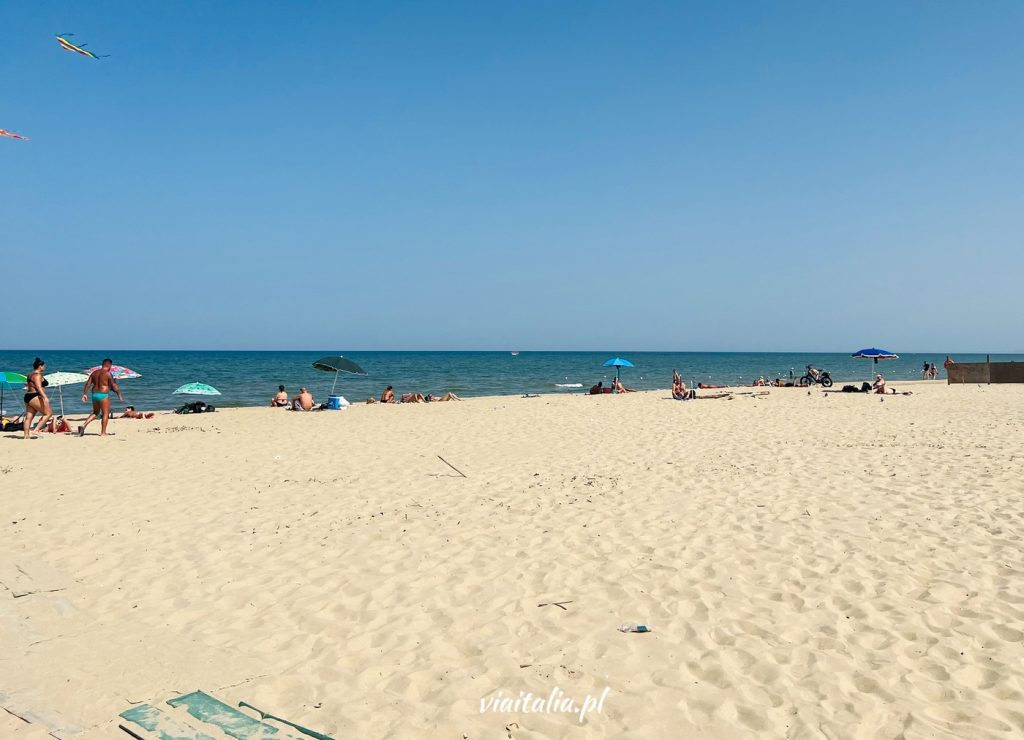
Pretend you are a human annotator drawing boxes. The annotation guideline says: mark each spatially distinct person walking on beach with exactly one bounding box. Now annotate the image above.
[80,358,124,436]
[22,357,53,439]
[922,361,930,380]
[929,363,938,380]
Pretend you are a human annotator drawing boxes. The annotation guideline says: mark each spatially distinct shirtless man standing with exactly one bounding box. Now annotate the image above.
[80,358,124,436]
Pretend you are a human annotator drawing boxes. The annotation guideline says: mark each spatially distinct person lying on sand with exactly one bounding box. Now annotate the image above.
[873,374,886,394]
[426,392,462,402]
[292,387,315,411]
[271,385,289,407]
[380,386,395,404]
[41,416,74,433]
[120,406,155,419]
[403,393,426,403]
[612,377,635,393]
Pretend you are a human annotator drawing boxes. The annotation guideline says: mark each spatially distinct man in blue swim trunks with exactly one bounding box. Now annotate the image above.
[80,358,124,436]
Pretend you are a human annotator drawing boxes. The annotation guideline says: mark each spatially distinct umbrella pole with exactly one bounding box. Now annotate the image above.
[331,370,339,395]
[59,385,65,418]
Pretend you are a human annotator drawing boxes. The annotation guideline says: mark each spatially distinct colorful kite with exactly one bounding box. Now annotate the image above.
[56,34,108,59]
[0,129,29,141]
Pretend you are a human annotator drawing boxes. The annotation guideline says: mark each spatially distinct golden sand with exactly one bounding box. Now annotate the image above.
[2,381,1023,738]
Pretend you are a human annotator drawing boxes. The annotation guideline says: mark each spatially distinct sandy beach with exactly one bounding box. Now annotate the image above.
[2,381,1023,738]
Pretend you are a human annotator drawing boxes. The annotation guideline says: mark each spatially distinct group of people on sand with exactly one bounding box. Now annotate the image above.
[588,378,635,395]
[16,357,145,439]
[369,385,462,403]
[271,385,321,411]
[271,384,462,410]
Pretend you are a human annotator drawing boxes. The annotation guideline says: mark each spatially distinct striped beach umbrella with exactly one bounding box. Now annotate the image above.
[84,365,142,379]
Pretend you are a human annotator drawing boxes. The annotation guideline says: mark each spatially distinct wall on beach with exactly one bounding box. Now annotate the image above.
[947,361,1024,384]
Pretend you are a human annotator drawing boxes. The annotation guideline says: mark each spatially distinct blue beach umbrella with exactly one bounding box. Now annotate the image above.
[173,382,221,396]
[852,348,899,379]
[602,357,635,383]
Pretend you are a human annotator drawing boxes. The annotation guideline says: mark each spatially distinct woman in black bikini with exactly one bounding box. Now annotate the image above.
[23,357,53,439]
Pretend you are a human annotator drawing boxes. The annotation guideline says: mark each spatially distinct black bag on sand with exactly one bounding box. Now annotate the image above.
[861,382,872,393]
[842,385,859,393]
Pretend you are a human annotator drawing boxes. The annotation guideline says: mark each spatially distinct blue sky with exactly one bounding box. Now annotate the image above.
[3,1,1022,351]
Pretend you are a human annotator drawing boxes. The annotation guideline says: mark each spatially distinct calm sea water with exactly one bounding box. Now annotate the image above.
[1,350,1021,414]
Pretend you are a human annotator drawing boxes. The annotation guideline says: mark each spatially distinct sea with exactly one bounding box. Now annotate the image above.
[1,350,1021,414]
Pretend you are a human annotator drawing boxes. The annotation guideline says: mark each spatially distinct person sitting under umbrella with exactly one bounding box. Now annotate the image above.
[873,374,887,394]
[612,377,635,393]
[291,387,315,411]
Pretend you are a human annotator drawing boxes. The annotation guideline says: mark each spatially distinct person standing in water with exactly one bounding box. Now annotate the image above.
[80,358,124,436]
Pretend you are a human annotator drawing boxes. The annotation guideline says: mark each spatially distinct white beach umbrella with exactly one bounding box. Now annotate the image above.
[44,371,90,417]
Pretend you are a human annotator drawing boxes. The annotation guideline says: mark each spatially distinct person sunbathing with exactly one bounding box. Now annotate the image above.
[873,374,886,394]
[41,416,74,433]
[380,386,395,404]
[120,406,155,419]
[291,387,315,410]
[612,377,635,393]
[427,392,462,402]
[589,381,604,395]
[403,393,426,403]
[271,385,289,407]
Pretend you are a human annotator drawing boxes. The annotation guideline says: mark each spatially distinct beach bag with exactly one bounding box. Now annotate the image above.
[842,385,858,393]
[861,382,872,393]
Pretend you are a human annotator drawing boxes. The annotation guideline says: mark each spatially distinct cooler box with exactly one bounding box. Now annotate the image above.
[327,395,350,410]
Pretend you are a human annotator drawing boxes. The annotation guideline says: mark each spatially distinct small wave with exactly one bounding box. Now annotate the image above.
[555,383,583,388]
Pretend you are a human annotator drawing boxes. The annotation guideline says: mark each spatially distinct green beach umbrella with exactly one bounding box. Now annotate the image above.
[44,371,90,417]
[1,371,27,418]
[312,355,367,395]
[173,382,221,396]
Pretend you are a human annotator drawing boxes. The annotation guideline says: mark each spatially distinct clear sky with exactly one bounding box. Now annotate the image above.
[3,1,1022,351]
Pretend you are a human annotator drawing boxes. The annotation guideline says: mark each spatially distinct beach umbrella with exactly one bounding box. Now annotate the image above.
[44,371,89,417]
[602,357,635,383]
[852,348,899,380]
[173,382,221,396]
[84,364,142,379]
[312,355,367,395]
[1,371,27,418]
